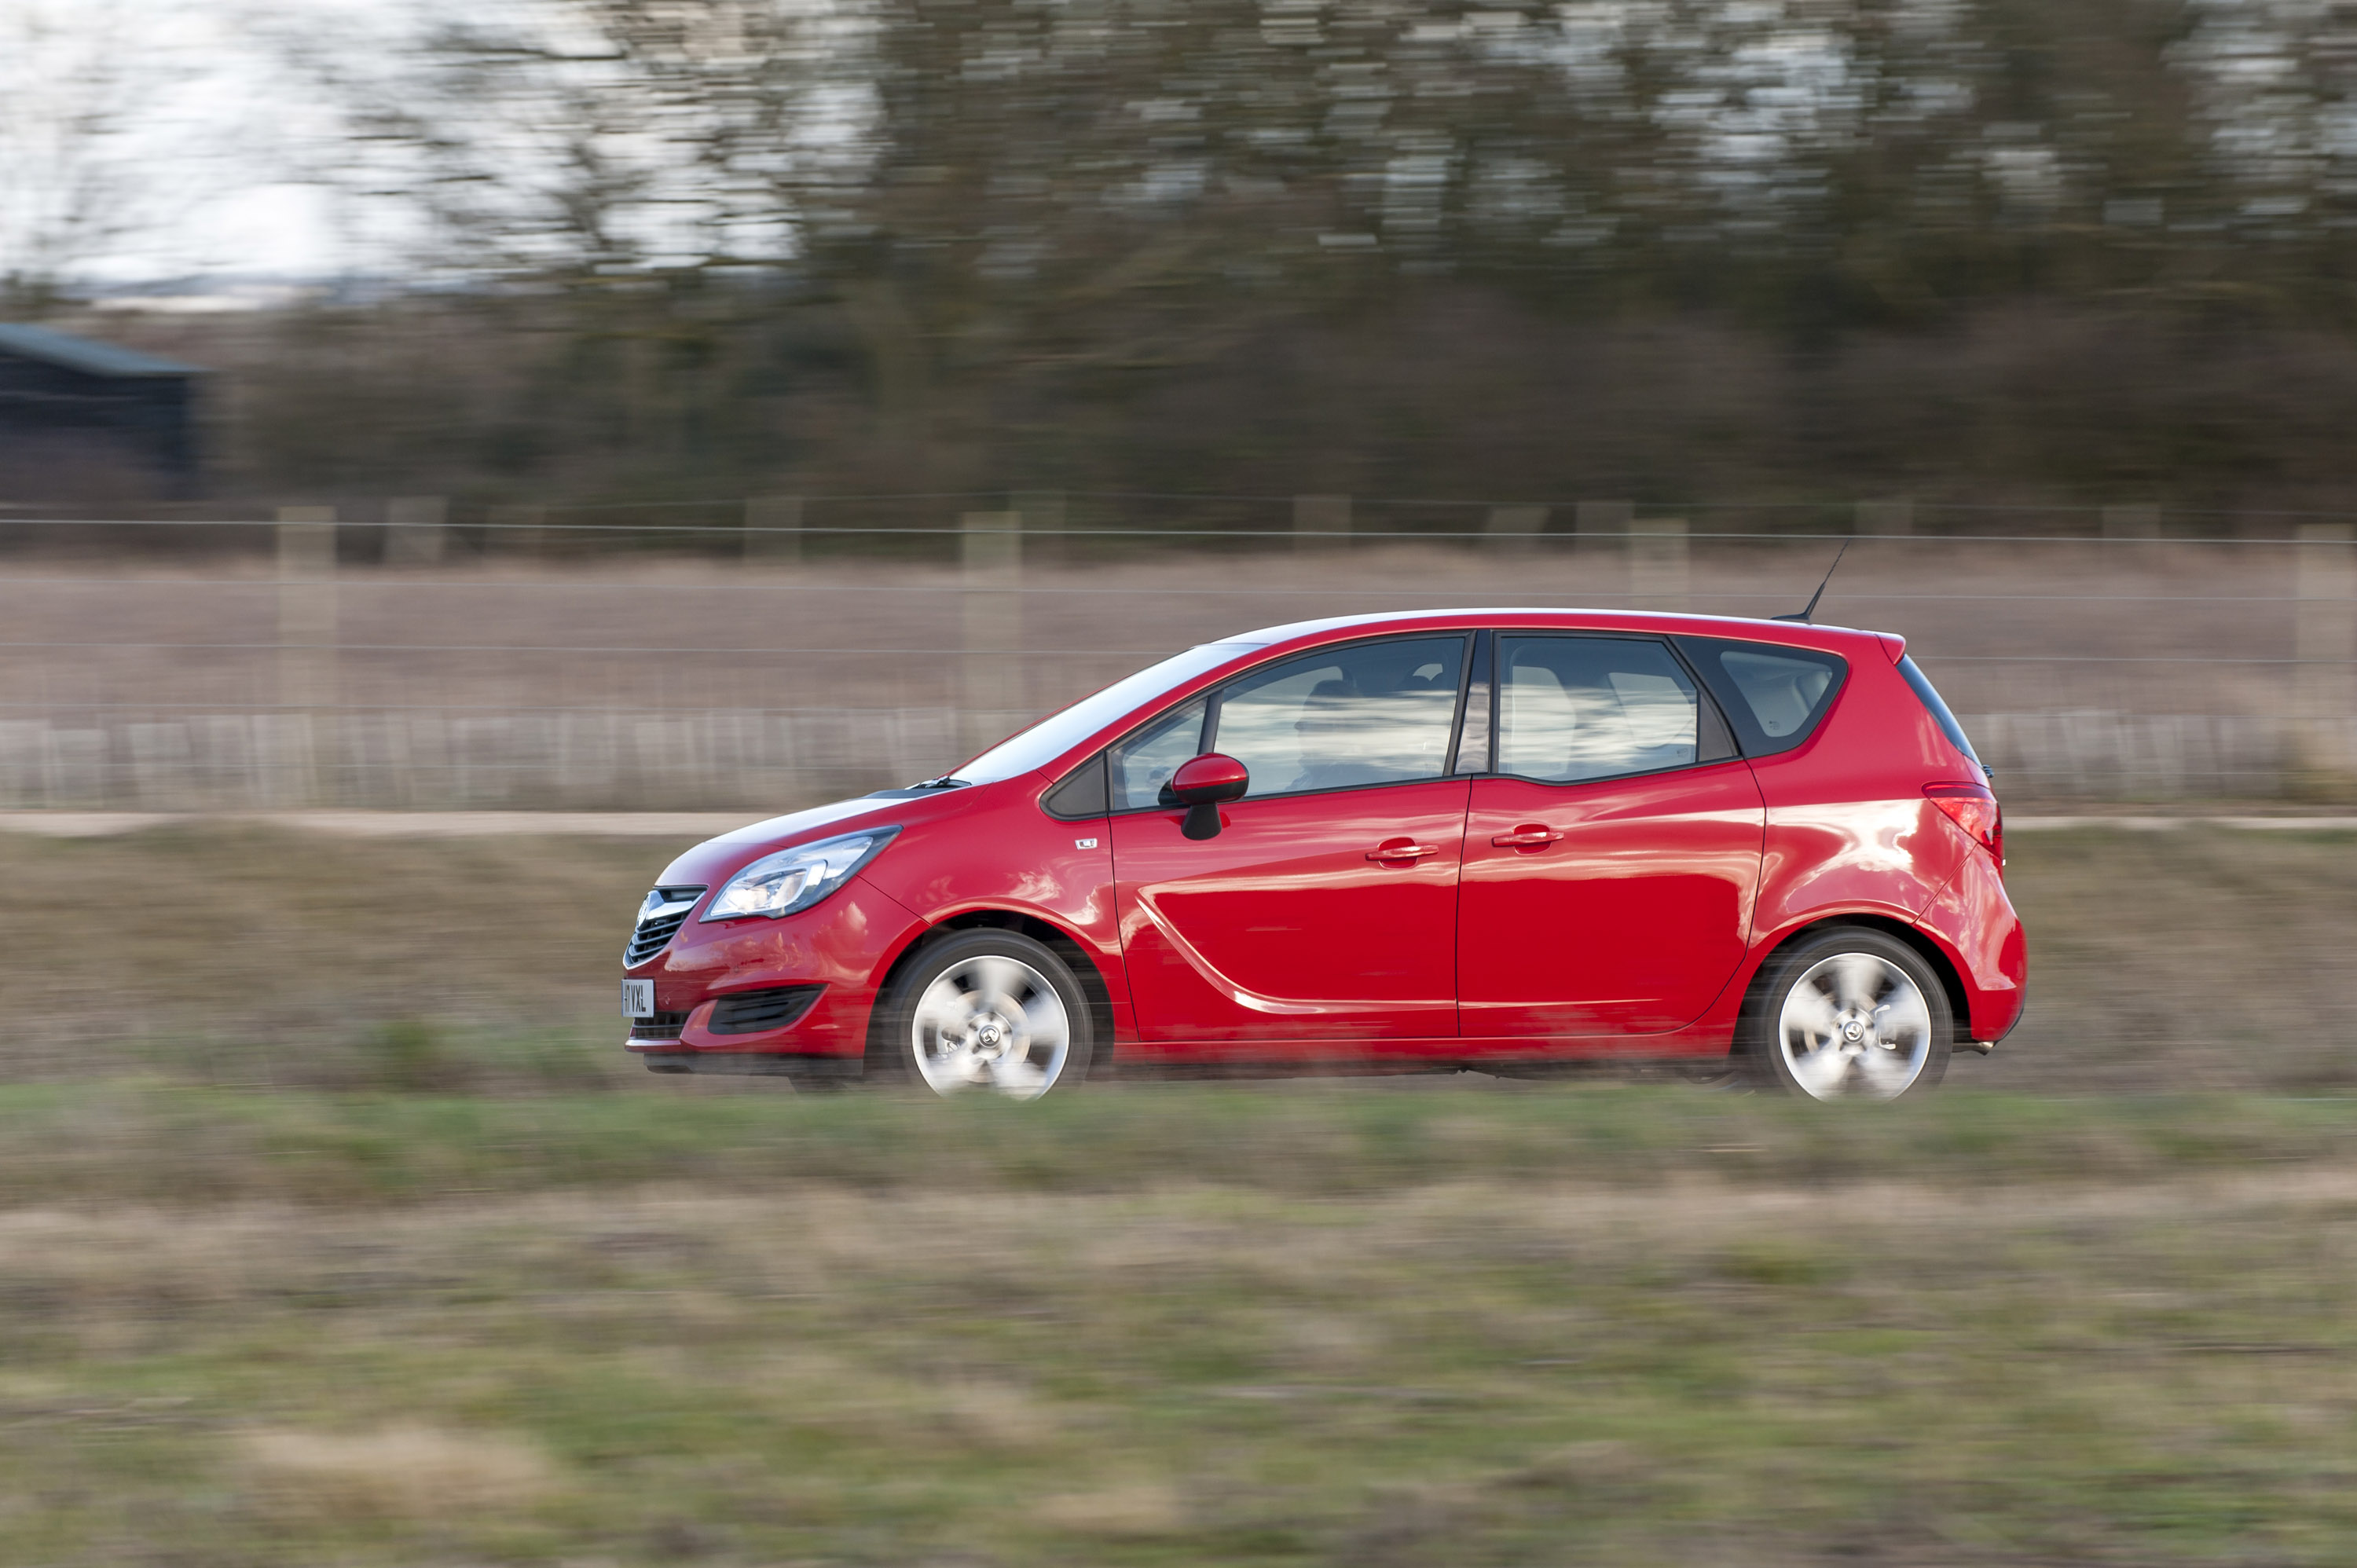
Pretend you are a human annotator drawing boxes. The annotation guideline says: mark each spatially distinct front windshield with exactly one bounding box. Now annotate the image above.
[951,642,1265,784]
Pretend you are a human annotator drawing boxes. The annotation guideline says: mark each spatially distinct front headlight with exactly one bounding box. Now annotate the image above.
[699,827,900,922]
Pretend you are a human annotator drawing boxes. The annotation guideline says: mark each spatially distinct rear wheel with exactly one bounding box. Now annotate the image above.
[870,930,1093,1099]
[1750,928,1950,1102]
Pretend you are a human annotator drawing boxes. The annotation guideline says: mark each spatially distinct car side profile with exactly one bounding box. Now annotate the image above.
[620,609,2024,1101]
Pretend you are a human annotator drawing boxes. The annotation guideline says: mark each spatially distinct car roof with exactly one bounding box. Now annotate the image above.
[1225,606,1887,655]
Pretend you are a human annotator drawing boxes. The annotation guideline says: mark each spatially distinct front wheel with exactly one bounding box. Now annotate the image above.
[870,930,1094,1099]
[1750,929,1950,1102]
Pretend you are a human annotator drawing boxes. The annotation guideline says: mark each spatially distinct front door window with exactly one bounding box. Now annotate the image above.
[1211,637,1468,795]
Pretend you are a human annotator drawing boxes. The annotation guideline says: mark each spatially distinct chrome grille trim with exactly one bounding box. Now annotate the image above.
[625,885,706,968]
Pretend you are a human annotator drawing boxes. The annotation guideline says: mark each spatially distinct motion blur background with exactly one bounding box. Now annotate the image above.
[9,4,2357,1565]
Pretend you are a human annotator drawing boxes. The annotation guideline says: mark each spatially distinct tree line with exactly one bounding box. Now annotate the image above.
[12,1,2357,514]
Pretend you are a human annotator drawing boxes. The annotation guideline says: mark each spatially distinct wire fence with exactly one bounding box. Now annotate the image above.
[2,496,2352,808]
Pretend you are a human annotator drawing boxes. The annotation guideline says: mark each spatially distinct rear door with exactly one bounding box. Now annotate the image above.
[1109,634,1472,1049]
[1456,633,1765,1039]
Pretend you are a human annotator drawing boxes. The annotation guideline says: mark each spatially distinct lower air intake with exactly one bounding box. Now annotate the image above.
[708,985,824,1035]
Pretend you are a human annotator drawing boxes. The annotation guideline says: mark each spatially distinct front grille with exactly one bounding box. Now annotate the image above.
[708,985,824,1035]
[629,1011,692,1041]
[625,885,706,968]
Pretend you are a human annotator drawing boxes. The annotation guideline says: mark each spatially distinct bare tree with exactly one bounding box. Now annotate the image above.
[0,2,151,301]
[288,0,874,281]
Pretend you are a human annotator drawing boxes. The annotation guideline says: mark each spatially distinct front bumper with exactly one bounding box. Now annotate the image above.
[620,877,925,1068]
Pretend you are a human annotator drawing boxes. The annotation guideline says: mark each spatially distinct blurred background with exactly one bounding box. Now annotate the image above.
[8,3,2357,1564]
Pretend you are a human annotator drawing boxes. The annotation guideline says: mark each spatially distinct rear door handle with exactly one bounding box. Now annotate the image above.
[1367,837,1439,863]
[1491,824,1564,849]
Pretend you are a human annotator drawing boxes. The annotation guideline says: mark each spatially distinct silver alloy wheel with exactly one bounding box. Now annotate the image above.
[1775,951,1934,1101]
[909,953,1072,1099]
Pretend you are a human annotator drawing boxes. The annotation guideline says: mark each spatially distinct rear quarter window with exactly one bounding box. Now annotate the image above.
[1675,638,1848,757]
[1897,655,1985,775]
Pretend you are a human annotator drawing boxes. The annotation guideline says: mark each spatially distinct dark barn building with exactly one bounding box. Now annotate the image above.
[0,324,204,498]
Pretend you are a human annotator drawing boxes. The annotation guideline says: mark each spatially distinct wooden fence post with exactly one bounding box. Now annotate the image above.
[277,505,337,804]
[2297,523,2355,774]
[961,511,1024,750]
[277,506,336,715]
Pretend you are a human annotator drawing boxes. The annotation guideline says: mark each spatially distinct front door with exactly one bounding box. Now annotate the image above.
[1456,635,1765,1039]
[1109,634,1472,1050]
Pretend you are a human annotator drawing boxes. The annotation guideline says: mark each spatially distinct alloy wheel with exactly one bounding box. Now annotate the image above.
[1775,951,1935,1101]
[909,953,1072,1099]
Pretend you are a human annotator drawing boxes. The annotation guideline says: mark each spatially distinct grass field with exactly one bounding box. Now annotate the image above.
[5,1087,2357,1565]
[8,820,2357,1563]
[7,818,2357,1090]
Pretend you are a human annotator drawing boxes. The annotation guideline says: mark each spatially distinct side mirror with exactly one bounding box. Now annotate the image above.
[1170,753,1249,840]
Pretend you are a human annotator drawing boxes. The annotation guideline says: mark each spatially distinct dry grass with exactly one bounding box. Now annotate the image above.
[0,822,661,1085]
[5,1155,2356,1564]
[6,818,2357,1090]
[240,1424,564,1519]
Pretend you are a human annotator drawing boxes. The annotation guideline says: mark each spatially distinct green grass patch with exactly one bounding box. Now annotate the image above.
[5,1086,2357,1564]
[2,1080,2353,1204]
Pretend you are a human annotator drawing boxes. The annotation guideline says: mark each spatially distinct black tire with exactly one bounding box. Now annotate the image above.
[1746,927,1951,1102]
[866,929,1094,1098]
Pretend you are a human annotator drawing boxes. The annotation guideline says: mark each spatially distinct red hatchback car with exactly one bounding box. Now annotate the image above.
[621,610,2023,1101]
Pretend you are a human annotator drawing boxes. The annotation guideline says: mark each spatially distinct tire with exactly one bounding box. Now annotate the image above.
[867,930,1094,1099]
[1747,927,1951,1102]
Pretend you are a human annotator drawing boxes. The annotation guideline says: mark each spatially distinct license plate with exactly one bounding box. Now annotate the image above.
[620,978,657,1019]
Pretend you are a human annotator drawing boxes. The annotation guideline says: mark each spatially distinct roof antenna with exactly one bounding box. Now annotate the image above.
[1774,538,1850,624]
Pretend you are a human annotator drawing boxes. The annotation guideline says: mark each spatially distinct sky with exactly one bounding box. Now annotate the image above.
[0,0,409,288]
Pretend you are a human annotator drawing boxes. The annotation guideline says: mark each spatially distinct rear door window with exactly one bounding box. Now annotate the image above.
[1677,638,1848,757]
[1495,636,1706,782]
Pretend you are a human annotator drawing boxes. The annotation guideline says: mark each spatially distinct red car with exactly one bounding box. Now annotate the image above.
[621,610,2023,1101]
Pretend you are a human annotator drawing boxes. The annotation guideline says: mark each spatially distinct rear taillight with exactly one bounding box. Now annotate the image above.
[1924,782,2003,871]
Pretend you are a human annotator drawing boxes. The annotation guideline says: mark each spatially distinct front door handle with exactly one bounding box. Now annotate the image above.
[1491,823,1565,849]
[1367,837,1439,863]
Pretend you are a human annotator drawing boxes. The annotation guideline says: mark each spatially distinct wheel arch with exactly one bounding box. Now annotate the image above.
[1735,913,1973,1054]
[865,909,1121,1073]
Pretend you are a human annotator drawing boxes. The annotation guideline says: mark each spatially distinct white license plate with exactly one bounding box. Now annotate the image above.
[620,978,657,1019]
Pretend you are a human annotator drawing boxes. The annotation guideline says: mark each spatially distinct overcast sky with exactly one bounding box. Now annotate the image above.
[1,0,419,287]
